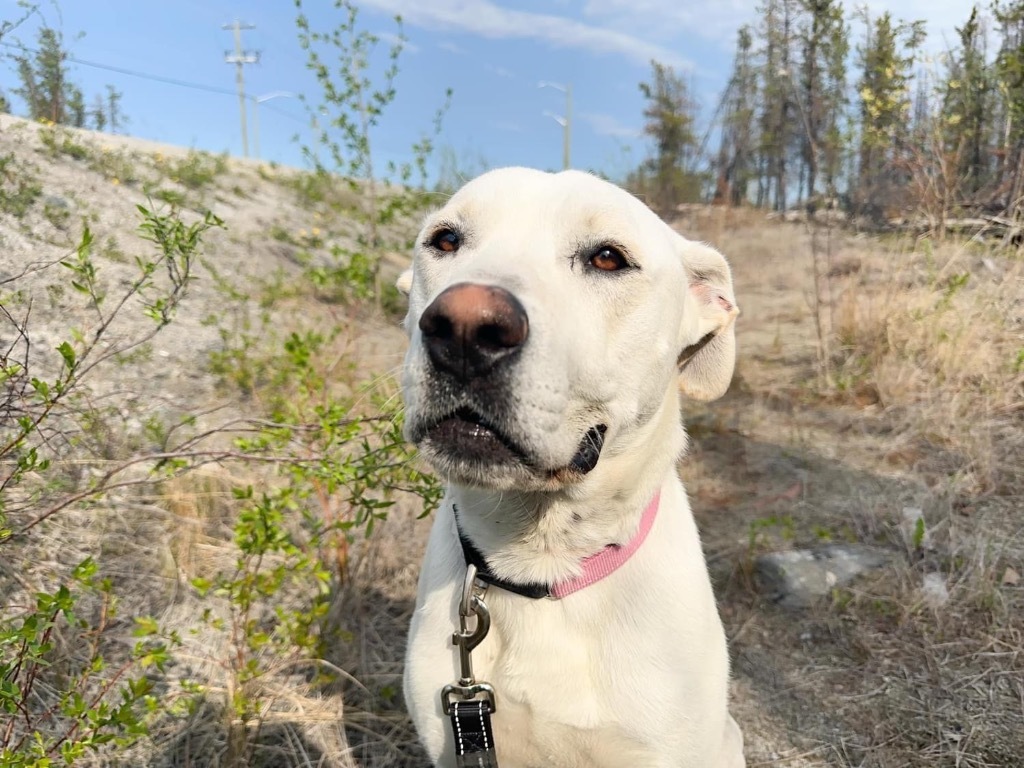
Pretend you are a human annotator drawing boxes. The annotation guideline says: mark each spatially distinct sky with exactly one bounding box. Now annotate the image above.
[0,0,979,183]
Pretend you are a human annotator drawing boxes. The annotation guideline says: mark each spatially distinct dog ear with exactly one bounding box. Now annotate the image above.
[675,239,739,401]
[396,268,413,296]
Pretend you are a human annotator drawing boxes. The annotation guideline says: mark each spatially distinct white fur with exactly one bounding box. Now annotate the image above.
[400,168,745,767]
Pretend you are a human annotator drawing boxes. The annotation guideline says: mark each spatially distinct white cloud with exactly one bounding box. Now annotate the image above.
[486,63,516,79]
[583,0,750,45]
[367,0,977,77]
[583,0,977,50]
[579,111,641,139]
[438,40,467,55]
[378,30,419,54]
[356,0,692,69]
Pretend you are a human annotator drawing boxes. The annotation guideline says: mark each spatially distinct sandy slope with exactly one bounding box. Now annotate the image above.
[3,115,1021,767]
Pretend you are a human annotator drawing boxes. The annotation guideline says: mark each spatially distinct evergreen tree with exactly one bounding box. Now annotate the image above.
[796,0,848,201]
[853,11,926,219]
[637,61,704,213]
[13,25,84,126]
[105,85,125,133]
[91,93,107,131]
[66,82,85,127]
[756,0,799,210]
[994,1,1024,209]
[716,26,759,205]
[943,6,993,198]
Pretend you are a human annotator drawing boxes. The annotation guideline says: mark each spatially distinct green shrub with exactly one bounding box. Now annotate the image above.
[0,153,42,217]
[170,150,228,190]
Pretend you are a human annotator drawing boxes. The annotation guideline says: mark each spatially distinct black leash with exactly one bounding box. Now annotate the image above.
[450,699,499,767]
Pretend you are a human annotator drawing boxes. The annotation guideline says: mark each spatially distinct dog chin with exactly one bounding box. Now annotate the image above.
[413,415,607,491]
[407,408,529,488]
[421,447,546,491]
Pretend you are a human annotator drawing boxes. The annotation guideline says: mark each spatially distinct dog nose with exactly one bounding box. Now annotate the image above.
[419,282,529,380]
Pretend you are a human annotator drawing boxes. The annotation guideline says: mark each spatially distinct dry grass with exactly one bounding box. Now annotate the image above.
[830,239,1022,496]
[678,212,1023,767]
[3,113,1021,766]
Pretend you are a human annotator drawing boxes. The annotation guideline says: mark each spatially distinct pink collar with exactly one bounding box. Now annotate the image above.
[456,491,661,599]
[549,491,660,598]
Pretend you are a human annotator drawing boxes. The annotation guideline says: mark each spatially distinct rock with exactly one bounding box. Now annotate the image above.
[755,544,894,607]
[43,194,71,210]
[921,572,949,608]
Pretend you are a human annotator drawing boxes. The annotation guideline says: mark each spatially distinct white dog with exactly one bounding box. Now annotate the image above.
[399,167,745,768]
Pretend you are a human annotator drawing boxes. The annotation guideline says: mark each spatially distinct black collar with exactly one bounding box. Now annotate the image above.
[454,504,552,599]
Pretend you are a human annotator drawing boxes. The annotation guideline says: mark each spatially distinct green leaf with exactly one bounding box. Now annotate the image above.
[133,616,160,637]
[912,516,926,550]
[56,341,76,372]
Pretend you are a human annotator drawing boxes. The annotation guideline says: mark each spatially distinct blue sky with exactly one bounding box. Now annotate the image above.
[1,0,975,182]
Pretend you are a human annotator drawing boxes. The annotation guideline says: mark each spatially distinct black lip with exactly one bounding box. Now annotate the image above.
[422,407,529,466]
[419,409,608,479]
[568,424,607,474]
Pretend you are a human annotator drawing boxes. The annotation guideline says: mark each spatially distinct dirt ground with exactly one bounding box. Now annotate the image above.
[673,211,1023,767]
[352,211,1023,768]
[2,115,1021,766]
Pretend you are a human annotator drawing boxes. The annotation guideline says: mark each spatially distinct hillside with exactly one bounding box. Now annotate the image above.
[1,115,1022,767]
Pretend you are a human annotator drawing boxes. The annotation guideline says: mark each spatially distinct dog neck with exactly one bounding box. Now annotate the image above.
[449,388,686,588]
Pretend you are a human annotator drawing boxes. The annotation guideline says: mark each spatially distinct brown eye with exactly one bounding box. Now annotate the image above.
[430,228,460,253]
[589,246,629,272]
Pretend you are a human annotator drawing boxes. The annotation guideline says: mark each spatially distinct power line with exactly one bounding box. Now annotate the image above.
[0,40,239,98]
[0,39,308,150]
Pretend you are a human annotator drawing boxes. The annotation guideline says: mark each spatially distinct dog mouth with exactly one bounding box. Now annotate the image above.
[419,408,607,478]
[421,407,530,466]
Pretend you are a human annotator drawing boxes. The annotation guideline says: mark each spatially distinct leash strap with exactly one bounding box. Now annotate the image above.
[450,699,499,767]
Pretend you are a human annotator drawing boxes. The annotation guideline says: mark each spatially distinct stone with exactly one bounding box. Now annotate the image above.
[921,572,949,608]
[755,544,894,607]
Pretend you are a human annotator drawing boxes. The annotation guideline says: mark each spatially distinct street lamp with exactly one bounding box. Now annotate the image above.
[538,81,572,170]
[250,91,297,160]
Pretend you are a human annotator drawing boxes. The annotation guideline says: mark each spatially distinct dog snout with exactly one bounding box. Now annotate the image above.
[418,282,529,381]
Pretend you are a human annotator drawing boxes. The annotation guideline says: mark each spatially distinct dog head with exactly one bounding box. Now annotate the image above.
[399,168,737,491]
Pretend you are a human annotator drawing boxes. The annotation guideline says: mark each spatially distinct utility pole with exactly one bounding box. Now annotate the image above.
[539,81,572,170]
[563,83,572,170]
[223,20,259,157]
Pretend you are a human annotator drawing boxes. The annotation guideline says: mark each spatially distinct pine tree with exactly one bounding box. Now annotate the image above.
[91,93,107,131]
[796,0,848,202]
[716,26,759,205]
[853,11,926,220]
[993,1,1024,210]
[105,85,125,133]
[13,25,84,126]
[637,61,704,213]
[943,6,993,199]
[755,0,804,210]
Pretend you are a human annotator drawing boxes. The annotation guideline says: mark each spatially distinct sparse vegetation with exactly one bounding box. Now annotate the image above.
[679,210,1023,764]
[168,149,228,191]
[37,122,89,160]
[0,151,41,217]
[1,206,221,766]
[88,146,141,186]
[0,0,1021,764]
[295,0,450,305]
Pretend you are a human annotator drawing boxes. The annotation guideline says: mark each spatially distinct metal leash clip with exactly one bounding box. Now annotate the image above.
[441,564,496,714]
